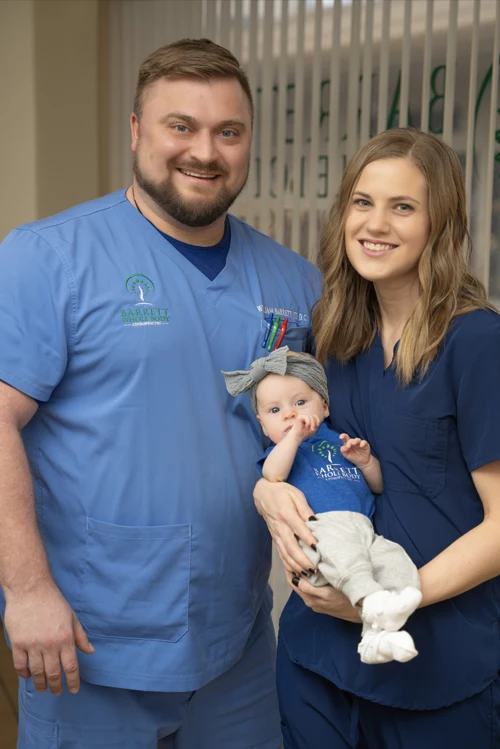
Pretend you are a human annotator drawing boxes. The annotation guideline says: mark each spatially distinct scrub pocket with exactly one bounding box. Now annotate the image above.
[78,517,191,642]
[380,409,447,498]
[284,323,310,352]
[19,699,58,749]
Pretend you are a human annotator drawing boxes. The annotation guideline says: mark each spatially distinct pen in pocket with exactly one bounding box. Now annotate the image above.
[267,315,281,351]
[274,317,289,349]
[261,313,274,348]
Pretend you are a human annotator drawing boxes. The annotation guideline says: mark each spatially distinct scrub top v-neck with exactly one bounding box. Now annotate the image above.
[0,189,321,692]
[282,309,500,710]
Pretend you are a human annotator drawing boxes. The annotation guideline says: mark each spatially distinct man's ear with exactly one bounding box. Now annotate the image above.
[130,112,140,152]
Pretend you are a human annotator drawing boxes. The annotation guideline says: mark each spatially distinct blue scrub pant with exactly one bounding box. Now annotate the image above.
[277,638,500,749]
[17,615,281,749]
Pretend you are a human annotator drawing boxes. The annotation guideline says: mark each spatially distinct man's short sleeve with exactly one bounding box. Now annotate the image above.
[0,228,73,401]
[454,312,500,472]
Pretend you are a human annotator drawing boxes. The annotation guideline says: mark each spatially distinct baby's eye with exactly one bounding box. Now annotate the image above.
[270,407,280,414]
[295,399,306,406]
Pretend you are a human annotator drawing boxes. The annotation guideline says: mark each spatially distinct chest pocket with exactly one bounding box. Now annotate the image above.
[379,409,448,498]
[283,323,309,352]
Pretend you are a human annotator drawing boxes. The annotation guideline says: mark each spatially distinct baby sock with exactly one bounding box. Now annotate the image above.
[357,629,418,665]
[362,587,422,632]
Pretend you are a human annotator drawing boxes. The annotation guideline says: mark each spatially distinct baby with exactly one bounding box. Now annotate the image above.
[223,346,422,664]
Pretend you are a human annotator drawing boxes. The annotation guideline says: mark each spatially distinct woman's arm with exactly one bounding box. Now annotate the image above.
[419,460,500,607]
[254,478,318,573]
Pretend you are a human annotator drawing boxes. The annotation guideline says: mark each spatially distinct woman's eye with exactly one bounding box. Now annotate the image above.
[355,199,371,208]
[396,203,412,212]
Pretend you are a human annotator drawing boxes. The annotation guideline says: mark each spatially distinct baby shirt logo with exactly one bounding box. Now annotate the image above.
[312,439,337,463]
[121,274,169,326]
[312,440,360,482]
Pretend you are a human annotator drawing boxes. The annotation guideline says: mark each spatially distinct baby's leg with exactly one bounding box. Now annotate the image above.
[301,511,383,605]
[361,534,422,633]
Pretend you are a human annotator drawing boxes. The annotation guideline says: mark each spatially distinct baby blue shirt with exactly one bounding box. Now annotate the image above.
[260,423,375,517]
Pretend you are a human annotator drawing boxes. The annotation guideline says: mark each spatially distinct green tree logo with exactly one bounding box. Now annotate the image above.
[312,440,337,463]
[126,274,155,306]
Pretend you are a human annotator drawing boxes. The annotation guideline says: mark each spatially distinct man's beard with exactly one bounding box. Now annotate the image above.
[133,155,249,228]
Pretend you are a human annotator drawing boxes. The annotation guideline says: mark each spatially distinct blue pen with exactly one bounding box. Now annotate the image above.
[267,315,281,352]
[261,313,274,348]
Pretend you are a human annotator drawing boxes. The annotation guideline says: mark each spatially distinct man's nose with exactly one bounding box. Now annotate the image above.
[189,131,218,165]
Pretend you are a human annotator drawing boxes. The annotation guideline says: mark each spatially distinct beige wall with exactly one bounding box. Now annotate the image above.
[0,0,101,240]
[0,0,38,237]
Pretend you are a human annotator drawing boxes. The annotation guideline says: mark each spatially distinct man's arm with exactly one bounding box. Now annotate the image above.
[0,381,93,696]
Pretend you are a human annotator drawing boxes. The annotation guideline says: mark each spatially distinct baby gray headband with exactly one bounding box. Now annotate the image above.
[222,346,329,413]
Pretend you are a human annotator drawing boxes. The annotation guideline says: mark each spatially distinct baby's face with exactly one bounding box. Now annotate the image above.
[256,374,329,444]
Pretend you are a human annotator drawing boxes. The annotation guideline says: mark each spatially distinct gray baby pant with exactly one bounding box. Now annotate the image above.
[301,510,420,607]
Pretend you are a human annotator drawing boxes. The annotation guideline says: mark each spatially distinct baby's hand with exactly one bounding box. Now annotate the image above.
[289,414,321,442]
[339,433,372,468]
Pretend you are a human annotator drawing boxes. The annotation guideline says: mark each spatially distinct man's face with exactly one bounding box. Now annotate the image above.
[130,76,252,228]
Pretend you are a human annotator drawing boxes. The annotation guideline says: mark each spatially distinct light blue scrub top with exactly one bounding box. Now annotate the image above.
[0,190,321,692]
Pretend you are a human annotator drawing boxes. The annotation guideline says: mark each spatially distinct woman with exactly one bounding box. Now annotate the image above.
[255,128,500,747]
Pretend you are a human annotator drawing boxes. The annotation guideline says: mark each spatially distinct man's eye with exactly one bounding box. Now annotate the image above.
[173,125,189,133]
[220,129,236,138]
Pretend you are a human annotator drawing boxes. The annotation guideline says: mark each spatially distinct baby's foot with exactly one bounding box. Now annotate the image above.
[362,587,422,632]
[358,629,418,665]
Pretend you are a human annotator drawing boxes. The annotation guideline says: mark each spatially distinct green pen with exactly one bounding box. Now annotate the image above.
[266,315,281,352]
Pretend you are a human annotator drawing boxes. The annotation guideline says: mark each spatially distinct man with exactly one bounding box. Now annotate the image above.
[0,39,320,748]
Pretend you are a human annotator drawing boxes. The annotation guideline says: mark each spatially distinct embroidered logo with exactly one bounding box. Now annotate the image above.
[312,440,360,482]
[312,439,337,463]
[120,274,169,327]
[126,274,155,306]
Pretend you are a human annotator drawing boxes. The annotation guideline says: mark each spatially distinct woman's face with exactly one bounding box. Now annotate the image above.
[344,157,431,290]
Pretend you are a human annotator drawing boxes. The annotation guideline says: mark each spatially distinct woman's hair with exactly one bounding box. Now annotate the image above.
[313,127,493,384]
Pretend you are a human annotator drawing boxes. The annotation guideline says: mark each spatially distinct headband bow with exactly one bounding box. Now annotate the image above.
[222,346,329,413]
[223,346,290,398]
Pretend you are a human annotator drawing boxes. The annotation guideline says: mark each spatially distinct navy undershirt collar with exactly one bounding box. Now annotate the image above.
[156,217,231,281]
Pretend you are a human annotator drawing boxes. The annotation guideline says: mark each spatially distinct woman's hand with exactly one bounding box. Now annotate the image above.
[253,478,318,574]
[287,573,362,623]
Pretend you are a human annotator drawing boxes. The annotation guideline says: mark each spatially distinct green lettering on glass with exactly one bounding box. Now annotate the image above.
[286,83,295,144]
[428,64,445,134]
[317,155,328,198]
[386,72,415,130]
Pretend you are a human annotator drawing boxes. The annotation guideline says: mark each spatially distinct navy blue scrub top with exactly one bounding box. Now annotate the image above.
[281,309,500,710]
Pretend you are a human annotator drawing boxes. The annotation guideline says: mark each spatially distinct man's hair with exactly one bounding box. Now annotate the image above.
[133,38,253,123]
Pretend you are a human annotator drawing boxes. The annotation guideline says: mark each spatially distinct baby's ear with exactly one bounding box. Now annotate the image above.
[323,400,329,418]
[256,413,268,437]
